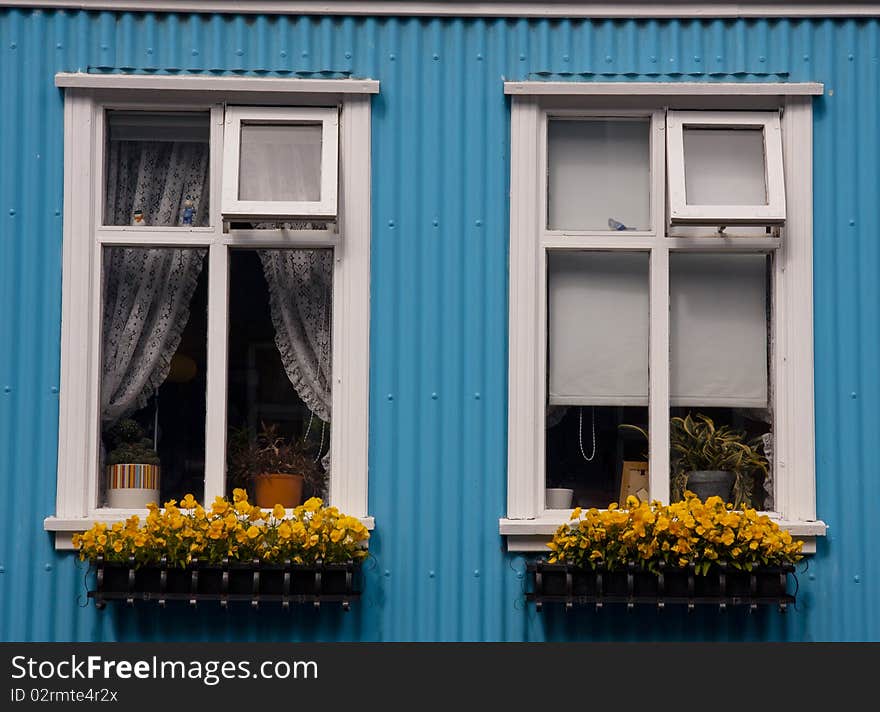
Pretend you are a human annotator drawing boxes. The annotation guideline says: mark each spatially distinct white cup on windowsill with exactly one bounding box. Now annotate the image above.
[546,488,574,510]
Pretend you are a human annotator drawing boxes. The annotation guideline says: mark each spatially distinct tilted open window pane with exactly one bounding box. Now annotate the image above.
[684,128,767,206]
[667,111,785,226]
[669,253,772,509]
[546,251,650,509]
[222,106,338,221]
[238,124,322,202]
[226,249,332,508]
[100,247,208,507]
[547,119,651,232]
[104,111,211,227]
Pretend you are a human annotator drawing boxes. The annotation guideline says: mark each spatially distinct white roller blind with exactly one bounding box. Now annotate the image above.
[108,111,210,143]
[670,254,769,408]
[548,251,649,406]
[547,119,651,231]
[683,127,768,206]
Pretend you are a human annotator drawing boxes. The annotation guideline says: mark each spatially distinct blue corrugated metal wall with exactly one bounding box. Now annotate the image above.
[0,9,876,641]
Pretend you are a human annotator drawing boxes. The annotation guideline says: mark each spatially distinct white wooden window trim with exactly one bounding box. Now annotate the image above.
[56,73,380,95]
[504,82,824,97]
[45,79,374,549]
[221,106,339,220]
[503,92,825,551]
[666,110,786,225]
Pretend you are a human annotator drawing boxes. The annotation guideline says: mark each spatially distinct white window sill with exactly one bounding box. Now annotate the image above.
[499,512,827,554]
[44,512,376,551]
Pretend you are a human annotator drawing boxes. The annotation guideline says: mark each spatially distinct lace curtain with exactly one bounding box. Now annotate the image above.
[100,140,209,425]
[105,140,210,227]
[258,250,333,428]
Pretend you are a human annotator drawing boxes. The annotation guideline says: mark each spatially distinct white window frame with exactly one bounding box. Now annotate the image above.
[221,105,339,221]
[500,83,826,553]
[666,110,786,226]
[44,74,377,549]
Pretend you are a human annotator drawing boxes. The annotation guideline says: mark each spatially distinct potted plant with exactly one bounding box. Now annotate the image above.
[72,489,370,609]
[104,419,161,509]
[228,422,326,508]
[528,493,803,610]
[621,413,769,507]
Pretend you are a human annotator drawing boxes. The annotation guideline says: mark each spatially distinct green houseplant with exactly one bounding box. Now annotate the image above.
[227,422,327,508]
[620,413,769,507]
[104,419,161,509]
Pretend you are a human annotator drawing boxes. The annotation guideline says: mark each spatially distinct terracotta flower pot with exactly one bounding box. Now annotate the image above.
[253,473,304,508]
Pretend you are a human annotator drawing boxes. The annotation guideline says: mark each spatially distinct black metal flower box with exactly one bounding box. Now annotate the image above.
[528,561,795,612]
[88,556,361,610]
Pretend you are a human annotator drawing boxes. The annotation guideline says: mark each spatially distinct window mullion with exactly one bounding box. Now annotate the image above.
[203,242,229,504]
[649,244,670,504]
[202,103,228,504]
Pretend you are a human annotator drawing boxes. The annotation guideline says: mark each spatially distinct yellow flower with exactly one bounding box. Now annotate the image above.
[303,497,322,512]
[273,504,286,520]
[246,526,260,540]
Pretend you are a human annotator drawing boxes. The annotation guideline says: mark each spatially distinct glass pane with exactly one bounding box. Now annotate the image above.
[683,127,767,206]
[669,253,772,508]
[548,252,649,405]
[669,409,772,510]
[104,111,210,227]
[100,247,208,507]
[226,249,332,508]
[547,119,650,231]
[238,124,322,202]
[546,251,650,510]
[670,254,769,408]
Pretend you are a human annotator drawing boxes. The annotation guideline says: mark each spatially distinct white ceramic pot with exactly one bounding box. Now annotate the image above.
[107,487,161,509]
[546,487,574,509]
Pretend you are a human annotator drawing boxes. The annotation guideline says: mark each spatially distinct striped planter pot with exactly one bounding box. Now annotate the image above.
[107,464,160,509]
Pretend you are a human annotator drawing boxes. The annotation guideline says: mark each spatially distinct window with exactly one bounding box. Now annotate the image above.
[221,106,339,220]
[46,76,376,548]
[502,85,825,552]
[666,110,786,225]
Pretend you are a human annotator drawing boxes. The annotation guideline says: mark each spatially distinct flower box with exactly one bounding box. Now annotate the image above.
[74,490,370,611]
[89,556,361,610]
[527,561,795,612]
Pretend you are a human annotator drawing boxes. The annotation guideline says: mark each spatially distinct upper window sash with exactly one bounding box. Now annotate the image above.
[666,110,786,226]
[221,105,339,221]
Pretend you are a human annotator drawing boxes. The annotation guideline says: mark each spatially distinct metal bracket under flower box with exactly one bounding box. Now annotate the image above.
[527,561,796,613]
[88,556,361,611]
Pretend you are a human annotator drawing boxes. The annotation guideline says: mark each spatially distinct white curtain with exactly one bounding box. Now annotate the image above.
[259,249,333,424]
[105,140,210,227]
[239,125,322,202]
[100,139,209,425]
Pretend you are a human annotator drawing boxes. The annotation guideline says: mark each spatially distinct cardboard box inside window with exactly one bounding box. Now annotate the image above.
[620,460,649,503]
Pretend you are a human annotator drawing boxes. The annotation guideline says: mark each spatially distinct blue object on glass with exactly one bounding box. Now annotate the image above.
[182,197,194,226]
[608,218,628,231]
